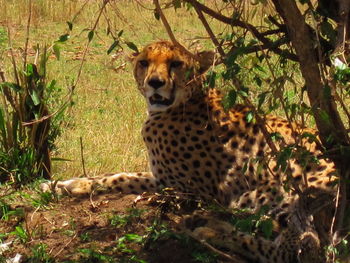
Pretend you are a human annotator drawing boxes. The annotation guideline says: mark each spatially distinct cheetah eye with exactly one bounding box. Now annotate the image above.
[139,60,149,67]
[170,61,183,69]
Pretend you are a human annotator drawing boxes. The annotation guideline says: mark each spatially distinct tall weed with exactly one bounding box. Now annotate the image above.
[0,42,65,186]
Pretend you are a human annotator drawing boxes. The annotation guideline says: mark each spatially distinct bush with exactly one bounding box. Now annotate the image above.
[0,46,63,186]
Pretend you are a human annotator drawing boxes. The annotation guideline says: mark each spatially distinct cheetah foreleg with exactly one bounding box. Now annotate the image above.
[40,172,157,196]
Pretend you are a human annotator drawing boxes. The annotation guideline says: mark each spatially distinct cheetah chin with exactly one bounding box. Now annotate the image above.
[148,88,176,109]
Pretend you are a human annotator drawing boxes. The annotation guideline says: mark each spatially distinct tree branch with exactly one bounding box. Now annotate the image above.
[184,0,297,61]
[226,37,298,61]
[334,0,350,60]
[275,0,350,246]
[153,0,198,61]
[188,0,225,57]
[275,0,349,150]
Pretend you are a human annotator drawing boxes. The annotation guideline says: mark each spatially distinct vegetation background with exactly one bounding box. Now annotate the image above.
[0,0,349,262]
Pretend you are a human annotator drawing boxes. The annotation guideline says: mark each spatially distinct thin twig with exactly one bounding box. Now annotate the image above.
[330,183,341,245]
[6,25,20,87]
[23,0,32,69]
[334,90,350,125]
[184,0,298,61]
[70,0,90,24]
[187,232,244,263]
[53,233,77,258]
[80,136,87,177]
[153,0,198,61]
[72,0,110,94]
[0,72,11,148]
[331,168,348,247]
[22,102,68,126]
[189,0,225,57]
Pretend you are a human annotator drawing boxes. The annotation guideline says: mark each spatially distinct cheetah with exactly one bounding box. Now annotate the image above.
[42,41,337,262]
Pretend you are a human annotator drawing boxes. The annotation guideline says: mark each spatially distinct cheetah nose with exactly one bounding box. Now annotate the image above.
[148,77,165,89]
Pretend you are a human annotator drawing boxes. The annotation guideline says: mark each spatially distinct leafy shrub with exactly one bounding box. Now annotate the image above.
[0,47,65,186]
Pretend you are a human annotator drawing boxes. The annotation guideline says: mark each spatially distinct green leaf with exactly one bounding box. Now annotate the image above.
[270,132,283,141]
[254,64,266,73]
[258,92,268,109]
[0,82,21,92]
[117,30,124,37]
[223,89,237,110]
[254,76,262,87]
[123,233,143,243]
[258,219,273,239]
[107,40,119,55]
[30,90,41,106]
[25,63,34,77]
[88,30,94,42]
[47,79,57,91]
[320,20,336,41]
[0,107,6,140]
[276,146,293,171]
[235,218,253,233]
[57,33,70,43]
[52,44,60,60]
[154,10,160,20]
[173,0,181,9]
[246,111,254,123]
[66,21,73,31]
[238,87,249,97]
[126,41,139,52]
[207,71,216,88]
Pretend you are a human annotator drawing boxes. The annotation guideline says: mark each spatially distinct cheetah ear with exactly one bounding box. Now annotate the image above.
[196,51,215,73]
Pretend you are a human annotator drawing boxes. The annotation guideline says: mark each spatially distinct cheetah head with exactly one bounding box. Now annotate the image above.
[130,41,214,112]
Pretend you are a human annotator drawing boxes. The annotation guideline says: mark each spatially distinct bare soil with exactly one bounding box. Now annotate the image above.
[0,192,217,263]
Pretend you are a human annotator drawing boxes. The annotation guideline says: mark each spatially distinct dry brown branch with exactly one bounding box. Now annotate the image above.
[188,0,225,57]
[187,232,246,263]
[23,0,32,69]
[334,90,350,125]
[70,0,90,24]
[334,0,350,58]
[72,0,110,93]
[226,37,291,56]
[22,104,66,126]
[331,168,349,247]
[275,0,349,149]
[53,233,77,258]
[184,0,298,61]
[6,26,20,87]
[3,26,21,122]
[80,136,87,177]
[153,0,198,61]
[275,0,350,248]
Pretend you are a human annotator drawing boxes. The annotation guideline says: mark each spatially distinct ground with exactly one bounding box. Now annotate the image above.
[0,189,227,263]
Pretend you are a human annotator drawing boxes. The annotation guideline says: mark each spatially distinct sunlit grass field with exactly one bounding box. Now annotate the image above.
[0,0,222,179]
